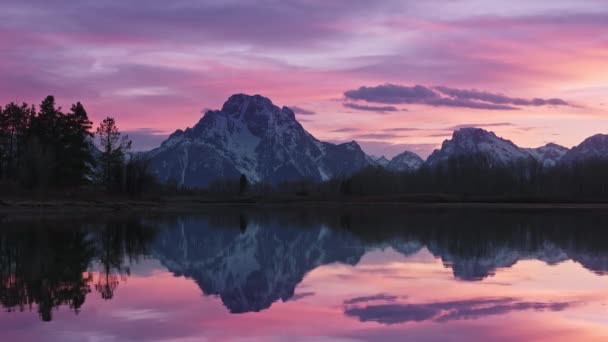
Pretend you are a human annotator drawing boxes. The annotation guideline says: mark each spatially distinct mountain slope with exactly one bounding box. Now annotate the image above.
[525,143,568,168]
[426,128,534,167]
[147,94,371,187]
[561,134,608,163]
[387,151,424,172]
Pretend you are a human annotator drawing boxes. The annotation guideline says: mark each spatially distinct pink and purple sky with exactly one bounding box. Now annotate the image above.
[1,0,607,157]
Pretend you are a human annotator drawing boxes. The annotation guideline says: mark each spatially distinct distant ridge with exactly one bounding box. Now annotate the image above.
[145,94,606,187]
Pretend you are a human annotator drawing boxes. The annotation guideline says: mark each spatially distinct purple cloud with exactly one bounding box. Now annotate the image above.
[434,86,570,107]
[344,297,573,325]
[332,127,360,133]
[289,106,316,115]
[343,102,399,113]
[344,84,571,110]
[345,84,438,104]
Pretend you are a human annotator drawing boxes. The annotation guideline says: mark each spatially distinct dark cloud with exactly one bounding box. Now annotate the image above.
[343,102,399,113]
[345,84,438,104]
[332,127,360,133]
[289,292,316,302]
[434,86,570,107]
[344,294,399,305]
[289,106,316,115]
[344,297,572,325]
[344,84,571,110]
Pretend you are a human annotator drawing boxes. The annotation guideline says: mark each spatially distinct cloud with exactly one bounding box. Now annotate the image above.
[345,84,438,104]
[434,86,570,107]
[289,106,316,115]
[343,102,399,113]
[382,127,425,132]
[447,123,515,130]
[123,128,170,151]
[344,297,573,325]
[289,292,316,302]
[353,133,406,140]
[344,294,399,305]
[332,127,360,133]
[344,84,571,110]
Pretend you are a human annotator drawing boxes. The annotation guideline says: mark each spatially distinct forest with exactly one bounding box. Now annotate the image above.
[0,96,154,196]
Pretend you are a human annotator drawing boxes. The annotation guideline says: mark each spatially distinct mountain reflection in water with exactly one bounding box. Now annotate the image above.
[1,207,608,341]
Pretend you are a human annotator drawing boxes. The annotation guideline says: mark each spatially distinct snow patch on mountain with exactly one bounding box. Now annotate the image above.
[387,151,424,172]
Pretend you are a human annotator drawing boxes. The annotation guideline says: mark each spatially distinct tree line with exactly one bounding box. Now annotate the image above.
[225,153,608,201]
[0,96,153,195]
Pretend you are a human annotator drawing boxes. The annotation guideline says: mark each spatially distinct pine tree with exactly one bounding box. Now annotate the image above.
[96,117,131,191]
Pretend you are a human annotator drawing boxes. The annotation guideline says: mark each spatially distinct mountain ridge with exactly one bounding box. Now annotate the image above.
[144,93,606,187]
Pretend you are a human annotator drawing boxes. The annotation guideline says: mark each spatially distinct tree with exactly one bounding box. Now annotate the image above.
[0,103,32,180]
[239,174,249,195]
[96,117,131,191]
[56,102,94,185]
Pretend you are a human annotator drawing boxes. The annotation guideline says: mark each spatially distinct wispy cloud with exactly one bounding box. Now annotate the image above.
[345,297,573,325]
[344,84,572,110]
[343,102,399,113]
[289,106,316,115]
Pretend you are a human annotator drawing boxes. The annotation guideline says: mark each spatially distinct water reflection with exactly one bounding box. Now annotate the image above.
[0,216,156,321]
[0,207,608,329]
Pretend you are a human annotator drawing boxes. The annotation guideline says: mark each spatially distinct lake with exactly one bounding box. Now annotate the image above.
[1,206,608,341]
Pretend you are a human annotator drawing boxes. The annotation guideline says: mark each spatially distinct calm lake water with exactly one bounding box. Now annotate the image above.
[1,206,608,341]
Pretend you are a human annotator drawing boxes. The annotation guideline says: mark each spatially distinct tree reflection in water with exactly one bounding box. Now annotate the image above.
[0,216,157,321]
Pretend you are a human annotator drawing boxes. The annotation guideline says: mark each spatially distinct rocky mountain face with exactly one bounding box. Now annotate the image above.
[146,94,371,187]
[426,128,535,167]
[561,134,608,163]
[423,128,598,168]
[386,151,424,172]
[371,155,390,167]
[524,143,569,168]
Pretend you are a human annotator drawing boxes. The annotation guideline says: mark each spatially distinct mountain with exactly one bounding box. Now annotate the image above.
[525,143,569,168]
[371,155,390,167]
[152,216,366,313]
[426,128,534,167]
[386,151,424,172]
[561,134,608,164]
[147,94,371,187]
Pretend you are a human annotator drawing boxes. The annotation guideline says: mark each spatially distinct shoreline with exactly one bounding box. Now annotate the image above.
[3,196,608,214]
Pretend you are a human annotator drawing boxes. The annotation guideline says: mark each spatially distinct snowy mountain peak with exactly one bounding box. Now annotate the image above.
[387,151,424,172]
[374,156,390,167]
[148,94,371,187]
[525,143,569,168]
[562,134,608,163]
[427,128,531,167]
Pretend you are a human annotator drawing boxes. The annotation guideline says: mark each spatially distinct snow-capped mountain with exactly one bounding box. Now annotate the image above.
[525,143,569,168]
[386,151,424,172]
[147,94,371,187]
[561,134,608,163]
[371,155,390,167]
[426,128,534,167]
[152,216,366,313]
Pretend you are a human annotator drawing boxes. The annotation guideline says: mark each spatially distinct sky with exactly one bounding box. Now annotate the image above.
[1,0,607,157]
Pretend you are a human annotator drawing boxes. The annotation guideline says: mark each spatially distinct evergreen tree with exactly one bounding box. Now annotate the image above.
[96,117,131,191]
[57,102,94,185]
